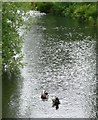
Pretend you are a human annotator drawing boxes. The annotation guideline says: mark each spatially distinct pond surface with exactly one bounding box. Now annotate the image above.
[3,11,97,118]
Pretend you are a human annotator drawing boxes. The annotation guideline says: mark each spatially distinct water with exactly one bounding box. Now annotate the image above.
[3,11,96,118]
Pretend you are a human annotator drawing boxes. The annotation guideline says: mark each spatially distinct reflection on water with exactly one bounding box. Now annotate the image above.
[3,11,96,118]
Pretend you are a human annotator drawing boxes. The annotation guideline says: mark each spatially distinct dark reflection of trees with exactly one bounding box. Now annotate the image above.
[41,15,96,41]
[2,71,22,118]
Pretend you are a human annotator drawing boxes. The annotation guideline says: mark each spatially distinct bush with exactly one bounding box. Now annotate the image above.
[35,2,54,13]
[85,4,97,20]
[50,3,65,15]
[32,2,97,23]
[2,2,31,74]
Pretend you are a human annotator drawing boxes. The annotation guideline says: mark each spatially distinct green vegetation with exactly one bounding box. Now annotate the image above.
[2,2,31,75]
[66,3,97,23]
[32,2,97,23]
[32,2,65,15]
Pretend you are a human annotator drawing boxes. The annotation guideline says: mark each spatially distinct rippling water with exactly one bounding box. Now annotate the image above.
[3,11,96,118]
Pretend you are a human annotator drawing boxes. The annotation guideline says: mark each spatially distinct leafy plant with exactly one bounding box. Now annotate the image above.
[2,2,31,75]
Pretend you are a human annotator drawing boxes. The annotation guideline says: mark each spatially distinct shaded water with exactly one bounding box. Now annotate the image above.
[3,11,96,118]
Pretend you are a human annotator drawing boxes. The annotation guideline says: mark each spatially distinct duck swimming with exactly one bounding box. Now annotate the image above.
[52,97,60,109]
[41,90,49,101]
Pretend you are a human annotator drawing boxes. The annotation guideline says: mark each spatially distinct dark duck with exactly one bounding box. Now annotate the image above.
[52,97,60,110]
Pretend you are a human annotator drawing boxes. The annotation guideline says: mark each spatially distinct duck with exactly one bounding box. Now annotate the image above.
[41,90,49,101]
[52,97,60,110]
